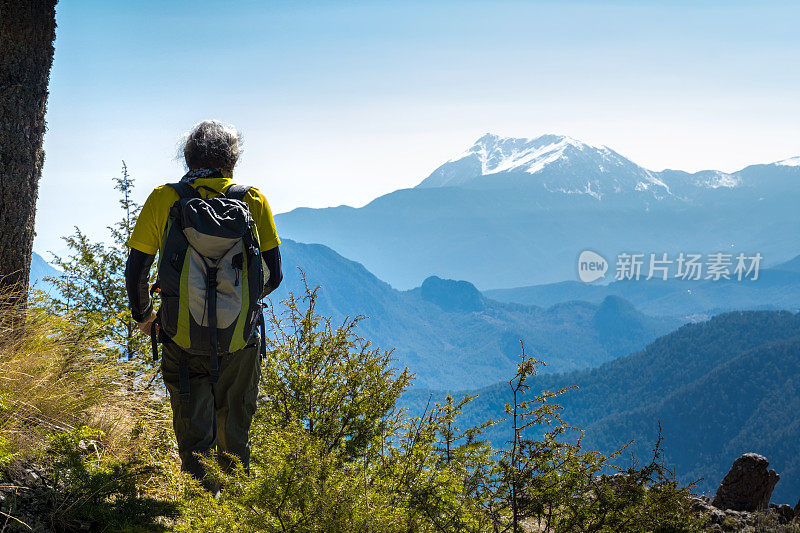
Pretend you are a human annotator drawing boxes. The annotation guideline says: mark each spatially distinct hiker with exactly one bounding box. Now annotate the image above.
[124,120,282,486]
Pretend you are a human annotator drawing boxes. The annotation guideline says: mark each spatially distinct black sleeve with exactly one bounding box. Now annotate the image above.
[262,245,283,296]
[125,249,156,322]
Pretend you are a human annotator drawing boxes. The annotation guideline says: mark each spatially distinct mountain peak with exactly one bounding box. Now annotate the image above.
[448,132,592,168]
[419,276,484,313]
[470,132,578,148]
[417,133,594,189]
[416,133,668,198]
[474,132,502,143]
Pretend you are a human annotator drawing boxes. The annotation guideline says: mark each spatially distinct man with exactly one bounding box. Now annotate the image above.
[124,120,282,485]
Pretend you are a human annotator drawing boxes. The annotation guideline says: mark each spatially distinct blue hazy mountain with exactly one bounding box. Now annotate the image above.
[269,239,682,388]
[772,253,800,274]
[28,251,60,294]
[485,255,800,318]
[400,310,800,501]
[276,134,800,289]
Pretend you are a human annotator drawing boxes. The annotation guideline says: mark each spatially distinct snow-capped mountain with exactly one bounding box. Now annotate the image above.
[417,133,661,191]
[277,134,800,289]
[417,133,800,202]
[417,134,603,184]
[416,133,749,200]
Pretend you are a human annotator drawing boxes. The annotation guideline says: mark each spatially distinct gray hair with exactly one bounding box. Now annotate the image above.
[181,120,243,173]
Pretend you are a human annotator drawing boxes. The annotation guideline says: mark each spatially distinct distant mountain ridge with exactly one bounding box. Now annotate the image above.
[484,254,800,318]
[267,239,683,388]
[276,133,800,289]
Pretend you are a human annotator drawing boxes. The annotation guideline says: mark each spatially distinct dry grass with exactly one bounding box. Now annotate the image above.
[0,289,191,532]
[0,288,172,464]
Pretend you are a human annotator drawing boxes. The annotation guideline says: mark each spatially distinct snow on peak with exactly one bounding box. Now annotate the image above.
[417,133,669,194]
[774,156,800,167]
[447,133,599,176]
[417,133,796,198]
[697,171,741,189]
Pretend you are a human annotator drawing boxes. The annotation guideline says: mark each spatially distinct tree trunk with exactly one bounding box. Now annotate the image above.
[0,0,58,302]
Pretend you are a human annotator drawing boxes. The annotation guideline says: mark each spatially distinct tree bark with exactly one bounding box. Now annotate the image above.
[0,0,58,302]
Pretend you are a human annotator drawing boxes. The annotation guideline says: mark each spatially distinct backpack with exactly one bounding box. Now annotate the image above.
[152,181,268,381]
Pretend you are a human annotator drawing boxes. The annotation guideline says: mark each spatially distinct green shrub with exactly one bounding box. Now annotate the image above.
[488,345,707,532]
[173,284,706,532]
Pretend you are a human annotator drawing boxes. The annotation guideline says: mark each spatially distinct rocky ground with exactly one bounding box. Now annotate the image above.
[0,461,71,531]
[692,453,800,532]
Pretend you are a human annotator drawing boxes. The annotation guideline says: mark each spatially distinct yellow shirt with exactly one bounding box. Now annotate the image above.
[128,177,281,255]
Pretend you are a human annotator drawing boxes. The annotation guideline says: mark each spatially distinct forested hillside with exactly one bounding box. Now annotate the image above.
[400,310,800,501]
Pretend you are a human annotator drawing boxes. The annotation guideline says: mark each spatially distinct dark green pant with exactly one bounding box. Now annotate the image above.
[161,340,261,482]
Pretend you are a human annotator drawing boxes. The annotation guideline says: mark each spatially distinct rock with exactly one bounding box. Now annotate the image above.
[5,462,47,489]
[769,503,794,524]
[690,496,727,528]
[706,508,727,528]
[691,491,795,531]
[712,453,779,512]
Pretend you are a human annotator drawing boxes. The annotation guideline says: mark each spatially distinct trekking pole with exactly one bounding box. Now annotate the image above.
[259,302,268,362]
[150,321,159,363]
[150,283,161,363]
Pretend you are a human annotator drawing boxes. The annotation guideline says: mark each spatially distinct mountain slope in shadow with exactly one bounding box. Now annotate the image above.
[269,239,682,388]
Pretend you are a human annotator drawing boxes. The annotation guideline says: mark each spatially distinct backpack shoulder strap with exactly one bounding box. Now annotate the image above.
[225,184,252,202]
[195,185,223,197]
[168,182,201,199]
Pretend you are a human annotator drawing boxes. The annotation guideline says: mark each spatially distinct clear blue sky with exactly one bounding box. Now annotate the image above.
[37,0,800,255]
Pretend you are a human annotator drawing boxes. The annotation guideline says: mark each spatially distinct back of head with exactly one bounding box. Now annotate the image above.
[182,120,243,173]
